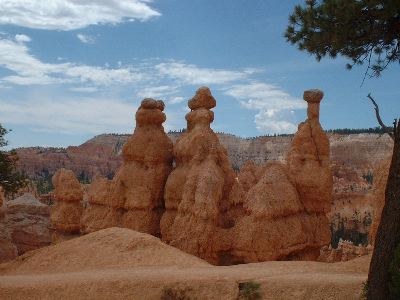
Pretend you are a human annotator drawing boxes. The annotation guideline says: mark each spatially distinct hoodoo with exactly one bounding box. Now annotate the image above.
[50,169,83,241]
[81,99,173,236]
[161,87,237,263]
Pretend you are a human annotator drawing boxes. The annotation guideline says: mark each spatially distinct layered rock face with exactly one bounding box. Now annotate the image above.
[81,99,173,236]
[161,87,237,263]
[0,193,51,263]
[50,169,83,237]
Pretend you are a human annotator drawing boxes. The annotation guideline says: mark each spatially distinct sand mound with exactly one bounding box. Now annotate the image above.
[0,227,209,274]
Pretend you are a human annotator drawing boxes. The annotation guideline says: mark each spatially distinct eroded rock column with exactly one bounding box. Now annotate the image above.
[115,99,173,236]
[161,87,236,263]
[286,89,332,257]
[81,99,173,236]
[223,89,332,263]
[50,168,83,241]
[287,89,332,213]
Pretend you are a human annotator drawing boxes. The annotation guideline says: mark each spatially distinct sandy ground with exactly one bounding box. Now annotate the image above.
[0,228,369,299]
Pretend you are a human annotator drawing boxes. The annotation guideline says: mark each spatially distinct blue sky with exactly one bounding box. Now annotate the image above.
[0,0,399,148]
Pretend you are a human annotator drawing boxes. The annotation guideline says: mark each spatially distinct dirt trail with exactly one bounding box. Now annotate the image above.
[0,228,369,299]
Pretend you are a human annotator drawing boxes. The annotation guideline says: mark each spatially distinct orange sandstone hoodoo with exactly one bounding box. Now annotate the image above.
[160,87,237,263]
[50,169,83,242]
[225,89,332,263]
[161,87,332,264]
[81,99,173,236]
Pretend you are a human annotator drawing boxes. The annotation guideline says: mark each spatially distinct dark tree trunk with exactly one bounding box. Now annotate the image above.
[367,120,400,299]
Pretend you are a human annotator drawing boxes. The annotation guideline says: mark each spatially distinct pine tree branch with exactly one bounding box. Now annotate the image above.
[367,93,394,140]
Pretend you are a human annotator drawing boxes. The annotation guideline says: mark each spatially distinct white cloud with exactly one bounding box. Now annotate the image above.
[70,87,98,93]
[76,34,95,44]
[0,97,136,134]
[0,36,304,138]
[136,85,179,99]
[0,0,160,30]
[15,34,31,43]
[168,96,185,104]
[0,37,143,86]
[225,82,306,134]
[155,62,249,85]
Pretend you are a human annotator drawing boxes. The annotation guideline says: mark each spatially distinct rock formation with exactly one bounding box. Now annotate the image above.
[33,87,332,265]
[0,195,17,263]
[81,99,173,236]
[80,177,121,234]
[4,194,51,254]
[161,87,237,263]
[0,225,17,263]
[287,89,332,214]
[226,90,332,263]
[318,240,373,263]
[161,87,332,264]
[0,193,51,263]
[50,169,83,239]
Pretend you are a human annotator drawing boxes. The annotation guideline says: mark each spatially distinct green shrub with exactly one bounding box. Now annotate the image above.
[239,281,262,300]
[160,286,193,300]
[360,280,368,299]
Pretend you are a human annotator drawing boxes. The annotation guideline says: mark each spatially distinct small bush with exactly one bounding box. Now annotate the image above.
[360,280,368,299]
[239,281,262,300]
[160,286,193,300]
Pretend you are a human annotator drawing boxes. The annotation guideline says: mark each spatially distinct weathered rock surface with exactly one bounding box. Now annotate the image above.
[161,87,237,263]
[161,87,332,264]
[0,224,17,263]
[287,90,332,214]
[368,158,391,245]
[0,193,50,263]
[228,89,332,263]
[80,177,120,233]
[50,169,83,235]
[81,99,173,236]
